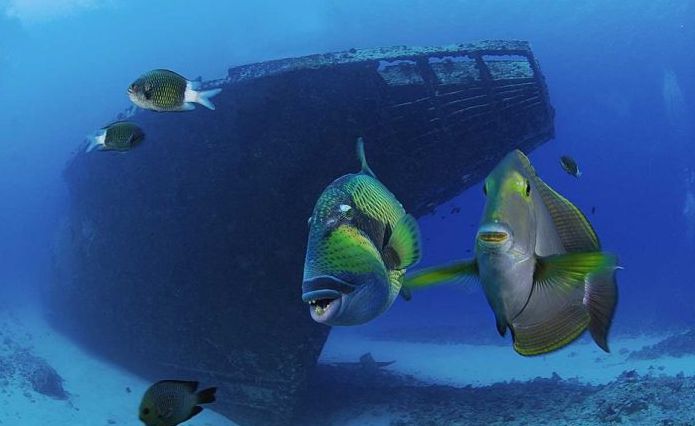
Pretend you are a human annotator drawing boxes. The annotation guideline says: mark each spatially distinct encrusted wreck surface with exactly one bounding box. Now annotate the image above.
[50,40,554,425]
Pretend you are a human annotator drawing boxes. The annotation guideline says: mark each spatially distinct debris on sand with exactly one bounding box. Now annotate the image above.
[0,335,68,400]
[298,361,695,425]
[628,330,695,360]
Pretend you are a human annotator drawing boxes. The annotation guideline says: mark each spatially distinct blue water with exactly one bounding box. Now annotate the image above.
[0,1,693,425]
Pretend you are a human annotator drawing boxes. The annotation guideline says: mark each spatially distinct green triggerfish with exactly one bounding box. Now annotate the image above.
[302,138,421,326]
[138,380,217,426]
[405,150,619,355]
[128,69,222,112]
[560,155,581,178]
[86,121,144,152]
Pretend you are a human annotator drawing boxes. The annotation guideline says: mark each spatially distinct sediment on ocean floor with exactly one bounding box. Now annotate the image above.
[50,40,554,425]
[0,318,68,402]
[297,364,695,425]
[628,330,695,361]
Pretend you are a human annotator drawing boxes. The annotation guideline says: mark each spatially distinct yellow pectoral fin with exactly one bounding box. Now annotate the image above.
[404,259,478,290]
[533,252,617,291]
[386,214,422,269]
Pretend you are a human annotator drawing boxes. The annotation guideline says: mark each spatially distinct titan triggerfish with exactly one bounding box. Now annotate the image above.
[302,138,421,326]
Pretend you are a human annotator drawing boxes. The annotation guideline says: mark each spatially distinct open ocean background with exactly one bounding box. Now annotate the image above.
[2,0,693,335]
[0,1,693,425]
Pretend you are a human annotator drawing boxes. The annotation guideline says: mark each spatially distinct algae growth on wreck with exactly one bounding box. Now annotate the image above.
[0,1,694,425]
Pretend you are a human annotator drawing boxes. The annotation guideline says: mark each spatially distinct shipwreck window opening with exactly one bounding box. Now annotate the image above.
[482,55,534,80]
[377,59,417,71]
[428,55,480,85]
[481,54,528,62]
[428,55,476,64]
[376,59,424,85]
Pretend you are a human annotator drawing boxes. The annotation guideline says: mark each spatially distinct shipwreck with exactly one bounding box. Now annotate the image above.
[50,40,555,425]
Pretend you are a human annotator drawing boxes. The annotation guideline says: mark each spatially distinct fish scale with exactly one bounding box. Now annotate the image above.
[318,225,383,274]
[87,121,144,152]
[144,70,186,110]
[347,175,403,228]
[104,122,141,146]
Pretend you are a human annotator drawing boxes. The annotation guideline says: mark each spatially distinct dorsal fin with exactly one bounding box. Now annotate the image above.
[356,137,377,178]
[533,175,600,252]
[101,120,129,130]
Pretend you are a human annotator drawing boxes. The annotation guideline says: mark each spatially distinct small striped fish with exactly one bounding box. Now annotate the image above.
[128,69,222,112]
[86,121,144,152]
[139,380,217,426]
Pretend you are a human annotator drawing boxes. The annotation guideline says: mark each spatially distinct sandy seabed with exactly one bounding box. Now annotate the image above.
[321,328,691,386]
[0,308,236,426]
[3,307,694,426]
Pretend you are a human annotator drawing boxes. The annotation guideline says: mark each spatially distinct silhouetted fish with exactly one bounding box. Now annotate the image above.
[139,380,216,426]
[86,121,144,152]
[560,155,581,178]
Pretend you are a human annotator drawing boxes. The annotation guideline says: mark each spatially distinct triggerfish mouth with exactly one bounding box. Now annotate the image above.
[302,138,421,326]
[405,150,619,356]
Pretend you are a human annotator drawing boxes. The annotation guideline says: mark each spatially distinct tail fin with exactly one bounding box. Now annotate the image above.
[584,262,619,352]
[195,88,222,110]
[196,387,217,405]
[85,132,105,152]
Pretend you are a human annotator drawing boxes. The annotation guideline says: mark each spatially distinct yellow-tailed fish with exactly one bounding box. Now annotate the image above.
[138,380,216,426]
[560,155,581,178]
[128,69,222,112]
[86,121,144,152]
[405,150,619,356]
[302,138,421,326]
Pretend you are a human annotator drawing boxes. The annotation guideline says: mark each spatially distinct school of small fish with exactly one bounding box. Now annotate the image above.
[85,69,222,153]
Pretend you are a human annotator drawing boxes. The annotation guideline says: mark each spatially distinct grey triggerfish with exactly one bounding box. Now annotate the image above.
[405,150,619,356]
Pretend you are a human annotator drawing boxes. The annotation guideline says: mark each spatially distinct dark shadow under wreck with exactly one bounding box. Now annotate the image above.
[50,40,554,425]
